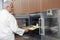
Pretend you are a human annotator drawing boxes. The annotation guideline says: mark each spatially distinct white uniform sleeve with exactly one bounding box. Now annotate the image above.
[8,15,25,36]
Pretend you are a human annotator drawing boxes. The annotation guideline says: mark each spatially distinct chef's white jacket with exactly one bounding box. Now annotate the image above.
[0,9,25,40]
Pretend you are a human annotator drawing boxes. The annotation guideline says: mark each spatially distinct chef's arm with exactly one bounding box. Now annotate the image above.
[8,15,28,36]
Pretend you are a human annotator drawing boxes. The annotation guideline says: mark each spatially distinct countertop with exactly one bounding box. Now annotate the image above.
[15,34,60,40]
[15,34,41,40]
[15,28,60,40]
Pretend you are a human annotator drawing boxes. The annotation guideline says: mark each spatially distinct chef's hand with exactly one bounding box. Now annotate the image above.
[24,27,29,32]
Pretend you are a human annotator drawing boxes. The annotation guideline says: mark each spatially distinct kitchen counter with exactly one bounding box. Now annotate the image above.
[15,28,60,40]
[15,34,60,40]
[15,29,41,40]
[15,34,41,40]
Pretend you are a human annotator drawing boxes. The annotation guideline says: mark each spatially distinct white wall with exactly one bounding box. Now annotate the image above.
[4,0,14,2]
[0,0,3,10]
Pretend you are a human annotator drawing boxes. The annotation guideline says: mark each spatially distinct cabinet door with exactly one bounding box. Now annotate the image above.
[13,0,20,14]
[13,0,60,14]
[41,0,60,11]
[13,0,29,14]
[13,0,40,14]
[28,0,40,13]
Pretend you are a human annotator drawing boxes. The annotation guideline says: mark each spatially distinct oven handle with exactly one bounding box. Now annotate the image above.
[39,18,45,35]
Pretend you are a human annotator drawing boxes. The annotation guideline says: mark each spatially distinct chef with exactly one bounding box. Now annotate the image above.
[0,1,29,40]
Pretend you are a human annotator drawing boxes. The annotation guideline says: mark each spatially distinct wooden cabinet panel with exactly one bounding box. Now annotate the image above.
[13,0,40,14]
[13,0,29,14]
[28,0,40,13]
[13,0,20,14]
[41,0,60,11]
[19,0,29,13]
[13,0,60,14]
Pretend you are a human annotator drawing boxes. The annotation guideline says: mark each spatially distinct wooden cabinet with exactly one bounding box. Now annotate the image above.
[13,0,30,14]
[41,0,60,11]
[13,0,60,14]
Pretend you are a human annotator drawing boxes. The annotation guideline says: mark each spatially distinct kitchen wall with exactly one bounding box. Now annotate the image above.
[0,0,3,10]
[56,9,60,38]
